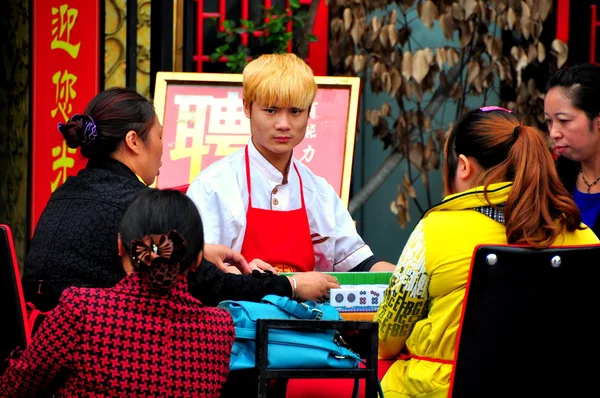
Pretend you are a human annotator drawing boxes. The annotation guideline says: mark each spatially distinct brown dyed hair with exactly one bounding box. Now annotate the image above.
[443,108,582,248]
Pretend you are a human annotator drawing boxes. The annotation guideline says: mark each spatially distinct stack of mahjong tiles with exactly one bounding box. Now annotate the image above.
[329,284,388,312]
[327,273,391,322]
[280,271,393,321]
[329,272,392,321]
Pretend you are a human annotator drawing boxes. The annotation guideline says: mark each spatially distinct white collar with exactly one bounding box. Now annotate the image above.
[247,139,295,184]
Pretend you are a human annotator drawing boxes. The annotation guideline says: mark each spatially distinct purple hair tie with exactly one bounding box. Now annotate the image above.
[57,114,98,147]
[479,106,512,113]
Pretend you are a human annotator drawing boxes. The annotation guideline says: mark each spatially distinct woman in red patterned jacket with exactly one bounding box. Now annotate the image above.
[0,189,235,397]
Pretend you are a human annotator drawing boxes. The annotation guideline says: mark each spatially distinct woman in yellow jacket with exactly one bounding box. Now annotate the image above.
[375,106,599,397]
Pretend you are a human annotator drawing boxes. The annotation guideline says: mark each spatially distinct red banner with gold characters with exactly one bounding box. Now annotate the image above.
[31,0,100,235]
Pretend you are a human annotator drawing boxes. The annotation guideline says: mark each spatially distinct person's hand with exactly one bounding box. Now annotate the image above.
[291,272,340,302]
[203,244,279,275]
[248,258,279,275]
[204,244,250,273]
[223,258,279,275]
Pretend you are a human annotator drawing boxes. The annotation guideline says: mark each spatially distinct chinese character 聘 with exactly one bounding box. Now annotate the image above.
[51,5,81,58]
[51,70,78,122]
[51,141,77,191]
[300,144,316,163]
[305,124,317,139]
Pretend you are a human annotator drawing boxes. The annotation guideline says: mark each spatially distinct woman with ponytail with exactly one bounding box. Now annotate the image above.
[1,189,235,397]
[375,107,599,398]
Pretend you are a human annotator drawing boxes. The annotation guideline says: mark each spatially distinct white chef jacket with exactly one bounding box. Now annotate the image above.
[186,140,374,272]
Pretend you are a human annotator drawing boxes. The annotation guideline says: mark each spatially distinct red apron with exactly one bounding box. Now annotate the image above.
[240,146,315,273]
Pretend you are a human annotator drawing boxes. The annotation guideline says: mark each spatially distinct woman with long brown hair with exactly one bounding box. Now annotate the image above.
[375,106,598,397]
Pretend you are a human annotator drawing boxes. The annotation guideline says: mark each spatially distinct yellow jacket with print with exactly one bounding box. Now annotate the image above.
[375,183,599,398]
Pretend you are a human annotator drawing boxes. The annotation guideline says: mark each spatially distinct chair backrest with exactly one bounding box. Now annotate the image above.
[0,224,30,360]
[450,244,600,398]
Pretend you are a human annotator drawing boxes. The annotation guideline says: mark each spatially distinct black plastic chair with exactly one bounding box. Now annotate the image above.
[449,244,600,398]
[0,224,30,361]
[256,319,379,398]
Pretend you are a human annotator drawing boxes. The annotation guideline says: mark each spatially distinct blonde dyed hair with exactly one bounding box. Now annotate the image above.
[243,53,317,109]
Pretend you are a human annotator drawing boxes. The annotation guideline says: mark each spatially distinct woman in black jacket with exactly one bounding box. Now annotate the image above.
[545,64,600,237]
[23,87,338,312]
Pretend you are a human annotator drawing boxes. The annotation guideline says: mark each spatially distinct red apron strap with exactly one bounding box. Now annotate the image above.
[293,163,306,209]
[244,146,252,207]
[398,348,454,365]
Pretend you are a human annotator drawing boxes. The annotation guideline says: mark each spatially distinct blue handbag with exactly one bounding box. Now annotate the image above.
[217,294,361,371]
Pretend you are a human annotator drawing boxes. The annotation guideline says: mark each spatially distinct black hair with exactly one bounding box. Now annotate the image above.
[546,63,600,122]
[119,189,204,272]
[58,87,155,159]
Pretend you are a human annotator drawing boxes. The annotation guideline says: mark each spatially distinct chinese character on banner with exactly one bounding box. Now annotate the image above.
[171,95,213,182]
[171,92,250,183]
[205,91,249,157]
[51,4,81,58]
[207,92,247,135]
[204,134,248,157]
[309,102,319,119]
[300,144,316,163]
[31,0,100,234]
[305,124,317,139]
[51,141,77,191]
[51,69,78,122]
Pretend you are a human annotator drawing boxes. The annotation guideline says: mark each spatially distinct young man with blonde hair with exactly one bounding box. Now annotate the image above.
[187,53,394,275]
